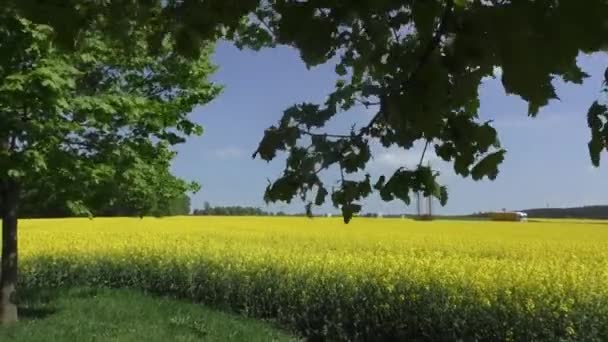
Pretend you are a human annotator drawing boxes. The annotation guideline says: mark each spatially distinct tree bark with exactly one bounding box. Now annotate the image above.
[0,180,18,324]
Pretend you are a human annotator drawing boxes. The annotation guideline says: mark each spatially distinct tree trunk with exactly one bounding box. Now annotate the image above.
[0,180,18,324]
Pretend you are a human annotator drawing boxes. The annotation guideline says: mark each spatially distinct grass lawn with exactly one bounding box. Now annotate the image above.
[0,287,297,342]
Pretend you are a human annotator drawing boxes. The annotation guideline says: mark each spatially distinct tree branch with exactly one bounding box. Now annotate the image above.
[355,98,380,108]
[21,103,30,123]
[364,0,455,131]
[298,128,352,139]
[9,134,16,151]
[391,26,401,42]
[268,1,454,183]
[254,12,278,41]
[418,139,430,167]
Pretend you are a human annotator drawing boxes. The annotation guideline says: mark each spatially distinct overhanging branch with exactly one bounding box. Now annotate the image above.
[298,128,352,140]
[364,0,455,131]
[254,12,278,41]
[418,139,430,167]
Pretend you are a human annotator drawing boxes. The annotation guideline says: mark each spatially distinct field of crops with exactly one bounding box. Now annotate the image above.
[18,217,608,341]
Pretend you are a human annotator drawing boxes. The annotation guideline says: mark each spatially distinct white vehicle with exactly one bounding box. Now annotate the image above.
[514,211,528,222]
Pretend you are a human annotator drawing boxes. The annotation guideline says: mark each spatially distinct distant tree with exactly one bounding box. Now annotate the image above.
[524,205,608,219]
[192,204,272,216]
[173,195,192,216]
[0,14,220,323]
[146,193,191,217]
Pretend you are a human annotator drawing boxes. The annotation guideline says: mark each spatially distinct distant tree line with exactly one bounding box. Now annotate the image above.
[522,206,608,219]
[192,202,281,216]
[462,206,608,220]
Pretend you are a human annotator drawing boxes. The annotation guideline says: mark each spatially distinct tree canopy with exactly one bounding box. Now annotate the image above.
[4,1,608,221]
[249,0,608,222]
[0,13,218,217]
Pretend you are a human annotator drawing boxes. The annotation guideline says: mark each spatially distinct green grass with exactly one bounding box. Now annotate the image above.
[0,287,297,342]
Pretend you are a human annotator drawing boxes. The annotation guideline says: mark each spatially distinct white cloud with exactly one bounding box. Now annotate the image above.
[365,142,458,184]
[493,66,503,78]
[375,149,423,168]
[213,146,245,160]
[370,143,441,170]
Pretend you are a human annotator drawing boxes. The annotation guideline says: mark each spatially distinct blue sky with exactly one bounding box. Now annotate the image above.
[172,42,608,215]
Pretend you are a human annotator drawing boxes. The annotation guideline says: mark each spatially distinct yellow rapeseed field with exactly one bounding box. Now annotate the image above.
[18,217,608,341]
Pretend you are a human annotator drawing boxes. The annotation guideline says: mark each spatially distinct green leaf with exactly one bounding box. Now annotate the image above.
[374,176,386,190]
[587,101,608,167]
[7,169,25,178]
[66,200,92,217]
[305,202,313,218]
[314,185,328,206]
[335,64,348,76]
[341,203,361,224]
[471,150,506,181]
[439,186,449,206]
[455,0,468,7]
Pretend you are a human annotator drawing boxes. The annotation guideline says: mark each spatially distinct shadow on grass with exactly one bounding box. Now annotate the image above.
[16,287,62,320]
[18,306,58,320]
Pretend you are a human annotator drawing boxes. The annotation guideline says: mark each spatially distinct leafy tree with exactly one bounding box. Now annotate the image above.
[0,13,220,323]
[158,194,192,216]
